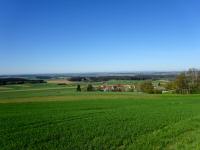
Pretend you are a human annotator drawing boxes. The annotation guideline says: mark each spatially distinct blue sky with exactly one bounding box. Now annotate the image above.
[0,0,200,74]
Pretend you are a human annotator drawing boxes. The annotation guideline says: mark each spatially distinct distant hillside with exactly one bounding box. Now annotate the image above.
[68,74,177,82]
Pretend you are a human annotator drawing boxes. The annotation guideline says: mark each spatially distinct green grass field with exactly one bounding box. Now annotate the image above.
[1,84,200,149]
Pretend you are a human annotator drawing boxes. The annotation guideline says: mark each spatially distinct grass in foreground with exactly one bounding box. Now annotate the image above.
[0,84,200,149]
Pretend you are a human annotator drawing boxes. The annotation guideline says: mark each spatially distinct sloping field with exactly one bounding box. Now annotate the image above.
[0,85,200,149]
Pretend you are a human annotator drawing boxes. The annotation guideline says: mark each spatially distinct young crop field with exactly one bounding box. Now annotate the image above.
[1,84,200,149]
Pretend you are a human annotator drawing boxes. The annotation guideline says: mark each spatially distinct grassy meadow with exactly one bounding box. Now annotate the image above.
[1,83,200,149]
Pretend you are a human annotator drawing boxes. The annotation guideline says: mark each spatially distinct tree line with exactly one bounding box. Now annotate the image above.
[0,78,46,85]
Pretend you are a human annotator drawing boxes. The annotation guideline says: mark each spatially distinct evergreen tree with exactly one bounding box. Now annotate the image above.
[87,84,94,91]
[76,84,81,92]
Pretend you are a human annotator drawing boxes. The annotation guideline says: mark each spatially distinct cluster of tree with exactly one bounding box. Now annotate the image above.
[76,84,94,92]
[70,75,176,82]
[139,81,154,94]
[0,78,46,85]
[137,81,162,94]
[166,69,200,94]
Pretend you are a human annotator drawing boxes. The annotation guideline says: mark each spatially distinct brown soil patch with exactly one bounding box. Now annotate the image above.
[47,79,73,84]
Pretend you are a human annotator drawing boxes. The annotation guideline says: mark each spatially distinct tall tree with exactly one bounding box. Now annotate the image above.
[175,73,189,94]
[76,84,81,92]
[87,84,94,91]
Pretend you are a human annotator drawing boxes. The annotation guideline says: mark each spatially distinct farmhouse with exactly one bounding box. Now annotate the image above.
[98,84,133,92]
[98,85,114,92]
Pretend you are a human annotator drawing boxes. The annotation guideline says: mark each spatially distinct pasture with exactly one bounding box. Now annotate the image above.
[0,83,200,149]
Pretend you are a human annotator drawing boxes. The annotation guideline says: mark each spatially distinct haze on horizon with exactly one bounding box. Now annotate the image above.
[0,0,200,75]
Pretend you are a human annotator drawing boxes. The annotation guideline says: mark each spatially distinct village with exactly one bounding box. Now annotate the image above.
[77,81,167,94]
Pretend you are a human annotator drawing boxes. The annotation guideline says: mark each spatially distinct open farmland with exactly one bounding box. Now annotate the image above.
[1,84,200,149]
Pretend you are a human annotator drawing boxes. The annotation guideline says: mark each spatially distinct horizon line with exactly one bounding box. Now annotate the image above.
[0,70,188,76]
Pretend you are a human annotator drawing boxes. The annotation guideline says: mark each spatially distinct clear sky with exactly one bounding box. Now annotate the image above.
[0,0,200,74]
